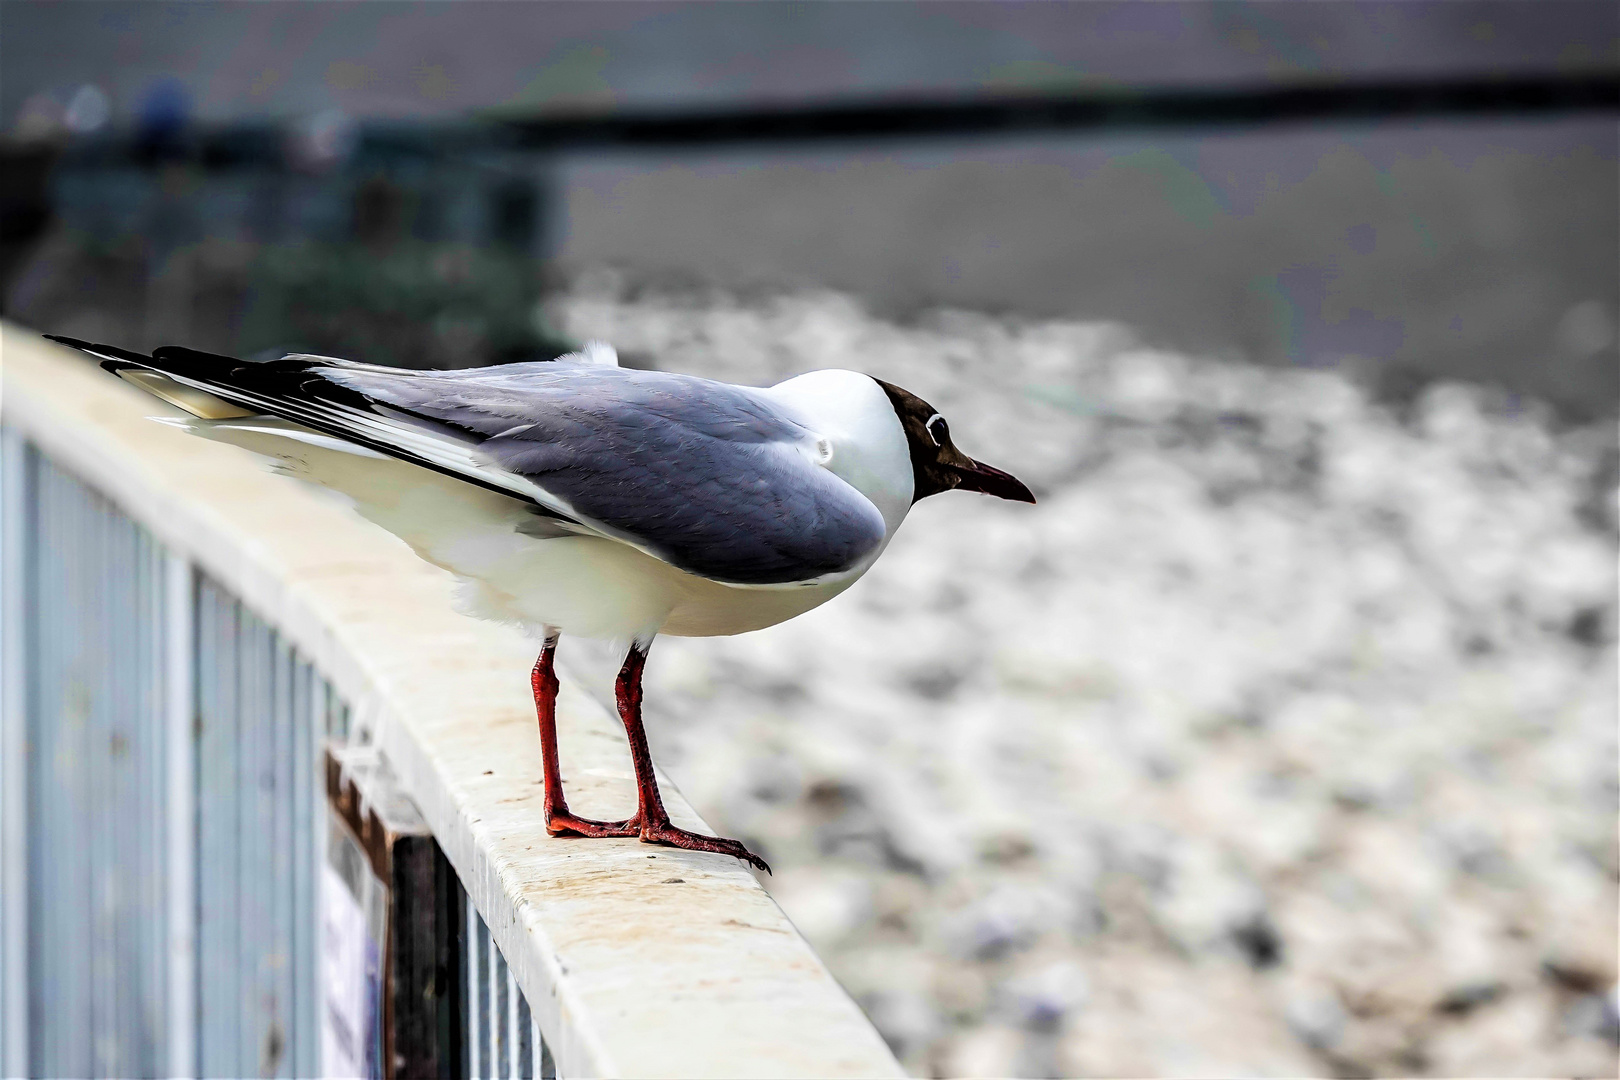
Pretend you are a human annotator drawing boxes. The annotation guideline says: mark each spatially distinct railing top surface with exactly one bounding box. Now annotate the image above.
[2,324,904,1079]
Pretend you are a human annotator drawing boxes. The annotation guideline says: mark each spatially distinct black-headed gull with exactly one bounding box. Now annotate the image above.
[47,334,1034,871]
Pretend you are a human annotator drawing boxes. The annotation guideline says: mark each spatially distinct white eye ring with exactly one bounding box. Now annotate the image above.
[925,413,948,446]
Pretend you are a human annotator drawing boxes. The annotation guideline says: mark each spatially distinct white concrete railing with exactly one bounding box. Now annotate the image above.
[1,324,902,1079]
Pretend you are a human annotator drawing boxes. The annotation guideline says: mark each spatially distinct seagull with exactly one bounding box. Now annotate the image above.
[45,334,1034,871]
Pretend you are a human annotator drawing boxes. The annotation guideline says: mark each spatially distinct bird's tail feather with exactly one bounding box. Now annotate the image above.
[45,335,259,419]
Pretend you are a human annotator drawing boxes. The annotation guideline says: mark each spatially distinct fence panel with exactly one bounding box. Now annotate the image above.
[8,446,335,1078]
[194,578,326,1078]
[23,449,170,1077]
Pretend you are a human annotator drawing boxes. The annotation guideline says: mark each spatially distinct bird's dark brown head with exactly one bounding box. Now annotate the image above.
[875,380,1036,505]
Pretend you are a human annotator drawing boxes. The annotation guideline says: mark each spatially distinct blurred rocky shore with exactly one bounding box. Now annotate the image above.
[552,273,1618,1078]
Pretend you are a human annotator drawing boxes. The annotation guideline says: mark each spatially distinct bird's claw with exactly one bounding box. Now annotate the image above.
[546,809,770,872]
[638,822,772,874]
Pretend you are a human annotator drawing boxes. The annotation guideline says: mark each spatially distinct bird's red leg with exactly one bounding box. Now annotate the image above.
[613,641,771,873]
[532,633,635,838]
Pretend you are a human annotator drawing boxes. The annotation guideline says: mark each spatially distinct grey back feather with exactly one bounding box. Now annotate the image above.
[323,364,886,585]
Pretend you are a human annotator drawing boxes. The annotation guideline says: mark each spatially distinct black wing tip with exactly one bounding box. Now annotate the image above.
[41,334,156,373]
[41,335,258,383]
[44,333,134,357]
[152,344,245,364]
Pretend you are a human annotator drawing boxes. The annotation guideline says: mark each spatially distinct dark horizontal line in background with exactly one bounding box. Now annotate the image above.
[49,73,1620,169]
[496,73,1620,149]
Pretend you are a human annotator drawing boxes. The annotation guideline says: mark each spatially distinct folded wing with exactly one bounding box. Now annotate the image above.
[46,337,887,585]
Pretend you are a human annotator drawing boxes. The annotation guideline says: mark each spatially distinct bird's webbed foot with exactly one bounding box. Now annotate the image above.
[637,820,771,874]
[544,809,637,838]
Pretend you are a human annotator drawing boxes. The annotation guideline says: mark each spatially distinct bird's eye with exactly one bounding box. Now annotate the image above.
[926,414,949,447]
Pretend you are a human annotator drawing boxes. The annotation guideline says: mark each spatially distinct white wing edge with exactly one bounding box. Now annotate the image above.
[150,415,391,459]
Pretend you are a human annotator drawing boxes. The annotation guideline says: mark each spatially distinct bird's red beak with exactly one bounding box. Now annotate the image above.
[953,458,1036,503]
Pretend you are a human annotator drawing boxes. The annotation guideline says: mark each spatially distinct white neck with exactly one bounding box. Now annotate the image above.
[759,370,914,536]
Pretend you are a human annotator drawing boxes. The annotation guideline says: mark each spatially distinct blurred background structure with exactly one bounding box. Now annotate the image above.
[4,1,1618,412]
[2,2,1617,1077]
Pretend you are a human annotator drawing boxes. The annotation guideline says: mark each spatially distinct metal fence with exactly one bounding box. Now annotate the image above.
[192,574,326,1078]
[17,445,173,1077]
[465,898,552,1080]
[4,327,905,1080]
[0,436,542,1077]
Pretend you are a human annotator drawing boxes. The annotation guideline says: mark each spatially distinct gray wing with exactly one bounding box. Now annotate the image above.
[323,364,887,585]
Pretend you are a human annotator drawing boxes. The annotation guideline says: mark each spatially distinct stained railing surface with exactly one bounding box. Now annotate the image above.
[1,325,900,1079]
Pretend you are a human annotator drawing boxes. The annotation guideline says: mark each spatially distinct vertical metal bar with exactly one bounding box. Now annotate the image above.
[166,553,197,1078]
[29,452,53,1079]
[86,479,112,1074]
[110,487,146,1075]
[196,581,218,1073]
[312,672,333,1079]
[49,457,92,1078]
[236,603,255,1077]
[505,961,517,1080]
[30,454,52,1078]
[290,660,317,1079]
[466,897,482,1080]
[128,504,160,1075]
[96,493,115,1073]
[527,1008,542,1080]
[491,931,508,1079]
[88,480,108,1071]
[98,490,127,1075]
[197,580,241,1075]
[133,519,155,1072]
[150,534,172,1072]
[513,972,530,1080]
[480,906,494,1080]
[121,503,149,1075]
[270,636,294,1077]
[137,517,165,1076]
[28,454,50,1079]
[68,460,92,1075]
[241,609,271,1077]
[0,429,30,1078]
[142,528,166,1075]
